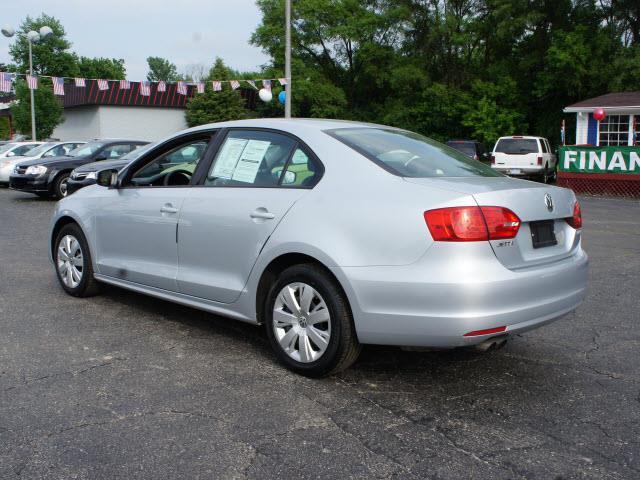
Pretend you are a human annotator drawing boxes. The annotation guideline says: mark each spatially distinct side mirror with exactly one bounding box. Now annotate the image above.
[96,168,118,188]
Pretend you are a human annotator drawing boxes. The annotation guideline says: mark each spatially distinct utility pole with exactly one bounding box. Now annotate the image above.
[284,0,292,118]
[28,40,36,140]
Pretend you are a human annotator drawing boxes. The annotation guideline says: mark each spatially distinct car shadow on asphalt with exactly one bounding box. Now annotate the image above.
[96,283,532,384]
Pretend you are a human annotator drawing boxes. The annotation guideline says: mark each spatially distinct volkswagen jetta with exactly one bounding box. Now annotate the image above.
[49,119,588,376]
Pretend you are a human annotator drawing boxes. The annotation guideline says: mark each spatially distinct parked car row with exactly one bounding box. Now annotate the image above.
[0,139,148,198]
[42,119,587,377]
[446,136,557,183]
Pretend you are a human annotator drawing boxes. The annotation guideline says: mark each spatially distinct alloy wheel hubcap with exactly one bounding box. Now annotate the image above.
[57,235,83,288]
[273,282,331,363]
[60,178,68,197]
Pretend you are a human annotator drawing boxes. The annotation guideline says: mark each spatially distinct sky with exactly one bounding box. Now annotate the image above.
[0,0,272,80]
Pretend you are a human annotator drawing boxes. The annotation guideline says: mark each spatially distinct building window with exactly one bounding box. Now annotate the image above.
[599,114,630,146]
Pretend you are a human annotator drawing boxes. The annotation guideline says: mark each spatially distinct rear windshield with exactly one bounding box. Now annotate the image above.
[327,128,500,178]
[495,138,539,154]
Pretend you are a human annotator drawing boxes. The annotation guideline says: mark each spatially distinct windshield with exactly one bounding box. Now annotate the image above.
[447,142,476,157]
[22,142,55,157]
[68,142,105,157]
[328,128,500,178]
[0,143,16,154]
[120,142,155,161]
[495,138,539,154]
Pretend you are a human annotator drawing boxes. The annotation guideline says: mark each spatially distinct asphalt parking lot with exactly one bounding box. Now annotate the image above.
[0,188,638,479]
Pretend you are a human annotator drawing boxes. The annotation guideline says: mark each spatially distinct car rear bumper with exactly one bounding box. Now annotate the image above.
[492,166,545,176]
[9,173,51,193]
[333,242,588,347]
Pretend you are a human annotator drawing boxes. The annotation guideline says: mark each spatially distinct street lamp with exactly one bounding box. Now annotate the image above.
[2,24,54,141]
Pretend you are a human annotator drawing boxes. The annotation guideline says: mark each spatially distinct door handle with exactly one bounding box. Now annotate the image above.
[160,204,179,214]
[250,208,275,220]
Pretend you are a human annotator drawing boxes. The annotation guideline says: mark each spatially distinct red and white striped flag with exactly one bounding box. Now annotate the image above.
[176,81,187,95]
[26,75,38,90]
[196,82,205,93]
[139,81,151,96]
[0,73,14,93]
[278,78,288,86]
[119,80,130,89]
[157,81,166,92]
[230,80,240,90]
[262,79,272,91]
[97,79,109,90]
[211,81,222,91]
[74,77,86,87]
[52,77,65,95]
[246,80,257,90]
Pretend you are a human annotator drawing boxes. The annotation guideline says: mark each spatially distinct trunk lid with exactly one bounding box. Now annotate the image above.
[405,177,580,270]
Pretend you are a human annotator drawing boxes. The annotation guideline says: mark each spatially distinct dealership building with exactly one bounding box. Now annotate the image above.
[559,91,640,197]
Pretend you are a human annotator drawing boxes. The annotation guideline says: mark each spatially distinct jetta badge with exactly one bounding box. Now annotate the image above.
[544,193,554,212]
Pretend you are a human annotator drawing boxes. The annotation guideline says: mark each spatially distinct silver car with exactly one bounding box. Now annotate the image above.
[49,119,588,376]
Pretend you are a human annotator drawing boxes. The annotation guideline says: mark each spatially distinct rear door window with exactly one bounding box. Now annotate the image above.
[205,130,296,187]
[494,139,539,154]
[540,139,548,153]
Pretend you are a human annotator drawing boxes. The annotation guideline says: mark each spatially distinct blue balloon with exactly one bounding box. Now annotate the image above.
[278,91,286,105]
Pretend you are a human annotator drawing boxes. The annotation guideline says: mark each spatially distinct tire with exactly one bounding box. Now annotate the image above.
[54,223,101,297]
[541,165,549,184]
[53,172,70,199]
[264,264,361,377]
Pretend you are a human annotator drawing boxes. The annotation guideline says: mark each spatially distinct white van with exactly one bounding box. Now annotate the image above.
[491,136,556,183]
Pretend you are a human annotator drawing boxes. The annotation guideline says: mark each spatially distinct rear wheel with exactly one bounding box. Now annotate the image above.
[53,172,70,199]
[54,223,101,297]
[264,264,361,377]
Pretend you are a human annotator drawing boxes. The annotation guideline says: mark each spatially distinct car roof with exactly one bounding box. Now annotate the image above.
[497,136,546,140]
[184,118,393,135]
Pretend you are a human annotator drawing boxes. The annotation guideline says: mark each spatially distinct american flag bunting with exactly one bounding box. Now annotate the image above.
[74,77,86,87]
[119,80,130,89]
[262,79,272,91]
[140,81,151,96]
[157,81,166,92]
[52,77,65,95]
[26,75,38,90]
[211,81,222,91]
[278,78,288,86]
[246,80,257,90]
[0,73,14,93]
[230,80,240,90]
[97,79,109,90]
[196,82,205,93]
[176,81,187,95]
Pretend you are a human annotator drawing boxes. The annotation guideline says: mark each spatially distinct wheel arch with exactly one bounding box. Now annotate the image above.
[50,215,81,258]
[254,252,353,327]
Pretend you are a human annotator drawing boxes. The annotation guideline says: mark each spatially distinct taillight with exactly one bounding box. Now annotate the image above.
[424,206,520,242]
[566,201,582,229]
[490,155,495,165]
[537,156,543,165]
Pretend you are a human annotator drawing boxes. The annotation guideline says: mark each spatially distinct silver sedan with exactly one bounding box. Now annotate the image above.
[49,119,588,376]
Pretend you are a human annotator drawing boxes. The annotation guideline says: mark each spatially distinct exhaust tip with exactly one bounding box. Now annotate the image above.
[472,335,508,353]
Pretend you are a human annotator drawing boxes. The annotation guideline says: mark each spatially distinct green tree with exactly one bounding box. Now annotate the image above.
[185,59,248,126]
[462,79,527,146]
[76,56,126,79]
[8,14,77,76]
[147,56,179,82]
[11,79,63,139]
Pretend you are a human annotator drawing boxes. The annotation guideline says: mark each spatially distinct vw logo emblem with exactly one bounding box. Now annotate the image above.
[544,193,554,212]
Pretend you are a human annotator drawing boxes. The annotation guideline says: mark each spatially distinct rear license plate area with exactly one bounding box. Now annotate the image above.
[530,220,557,249]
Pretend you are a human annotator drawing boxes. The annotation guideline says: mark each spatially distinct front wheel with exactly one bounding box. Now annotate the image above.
[264,264,361,377]
[53,172,70,199]
[54,223,101,297]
